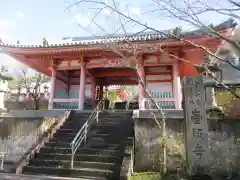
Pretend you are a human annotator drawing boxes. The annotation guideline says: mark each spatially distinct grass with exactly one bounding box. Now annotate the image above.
[129,172,161,180]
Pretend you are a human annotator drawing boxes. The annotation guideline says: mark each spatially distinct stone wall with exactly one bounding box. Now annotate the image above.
[0,116,59,162]
[5,110,65,118]
[5,100,48,110]
[134,117,240,173]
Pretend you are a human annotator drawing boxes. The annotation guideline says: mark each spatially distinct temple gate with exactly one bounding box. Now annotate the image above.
[0,20,235,110]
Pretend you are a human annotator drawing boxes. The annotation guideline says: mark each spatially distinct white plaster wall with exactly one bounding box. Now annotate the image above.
[55,79,68,98]
[146,74,171,81]
[69,84,91,99]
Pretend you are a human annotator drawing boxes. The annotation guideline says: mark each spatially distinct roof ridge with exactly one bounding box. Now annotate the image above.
[0,18,237,48]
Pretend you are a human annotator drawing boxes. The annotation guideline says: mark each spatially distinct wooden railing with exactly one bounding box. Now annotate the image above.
[15,110,71,174]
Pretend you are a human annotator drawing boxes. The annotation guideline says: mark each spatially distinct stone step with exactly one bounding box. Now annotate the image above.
[95,121,120,125]
[84,143,119,150]
[53,132,77,139]
[35,153,120,163]
[62,122,86,129]
[89,133,112,138]
[40,147,120,155]
[23,166,114,179]
[89,127,122,134]
[51,136,75,143]
[100,111,132,115]
[56,128,80,133]
[45,141,71,148]
[74,112,91,116]
[88,137,124,144]
[29,159,117,170]
[52,133,114,143]
[44,140,119,149]
[53,131,77,137]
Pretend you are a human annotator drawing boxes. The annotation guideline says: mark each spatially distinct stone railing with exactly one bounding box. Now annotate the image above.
[14,111,71,174]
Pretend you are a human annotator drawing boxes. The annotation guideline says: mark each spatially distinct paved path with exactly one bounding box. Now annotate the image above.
[0,173,91,180]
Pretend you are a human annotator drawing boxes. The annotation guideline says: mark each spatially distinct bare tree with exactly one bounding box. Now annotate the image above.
[17,68,50,109]
[67,0,240,99]
[67,0,240,171]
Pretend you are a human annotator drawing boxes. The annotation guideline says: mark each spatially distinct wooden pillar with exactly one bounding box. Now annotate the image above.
[172,62,182,109]
[137,55,145,110]
[79,56,86,111]
[183,76,210,175]
[48,67,56,109]
[91,77,96,109]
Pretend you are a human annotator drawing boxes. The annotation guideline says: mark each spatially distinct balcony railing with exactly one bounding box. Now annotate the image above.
[147,98,177,109]
[52,98,92,110]
[147,92,177,109]
[53,98,79,110]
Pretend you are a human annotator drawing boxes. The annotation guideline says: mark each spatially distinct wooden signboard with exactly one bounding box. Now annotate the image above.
[183,76,210,175]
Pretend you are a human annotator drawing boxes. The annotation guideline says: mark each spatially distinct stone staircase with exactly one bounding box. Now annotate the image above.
[22,110,134,180]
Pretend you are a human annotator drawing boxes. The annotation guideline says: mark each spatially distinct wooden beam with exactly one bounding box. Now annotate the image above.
[56,71,68,84]
[12,54,51,76]
[146,79,172,83]
[56,66,81,70]
[103,80,138,85]
[72,70,137,78]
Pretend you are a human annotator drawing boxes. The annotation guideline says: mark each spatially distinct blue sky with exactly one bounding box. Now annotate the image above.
[0,0,238,75]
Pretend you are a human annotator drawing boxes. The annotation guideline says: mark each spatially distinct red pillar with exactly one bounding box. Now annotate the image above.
[137,56,145,110]
[79,60,86,111]
[172,62,182,109]
[48,67,56,109]
[91,77,96,108]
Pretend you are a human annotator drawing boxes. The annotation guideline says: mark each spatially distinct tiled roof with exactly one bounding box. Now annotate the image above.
[0,18,237,49]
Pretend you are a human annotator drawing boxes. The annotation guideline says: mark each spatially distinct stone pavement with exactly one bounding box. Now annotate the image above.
[0,173,91,180]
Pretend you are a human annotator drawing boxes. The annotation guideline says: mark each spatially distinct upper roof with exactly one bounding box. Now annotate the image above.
[0,18,237,49]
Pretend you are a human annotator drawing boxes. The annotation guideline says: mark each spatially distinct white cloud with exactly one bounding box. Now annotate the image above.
[0,20,13,29]
[0,31,9,40]
[72,14,91,27]
[0,31,16,44]
[103,9,110,15]
[0,53,26,76]
[15,12,25,19]
[129,7,141,15]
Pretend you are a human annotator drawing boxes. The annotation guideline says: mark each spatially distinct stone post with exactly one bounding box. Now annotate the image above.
[183,76,210,175]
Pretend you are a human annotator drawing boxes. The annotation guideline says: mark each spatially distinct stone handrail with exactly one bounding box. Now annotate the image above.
[14,110,71,174]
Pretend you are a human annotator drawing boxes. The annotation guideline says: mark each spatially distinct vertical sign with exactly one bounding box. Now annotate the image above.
[183,76,210,175]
